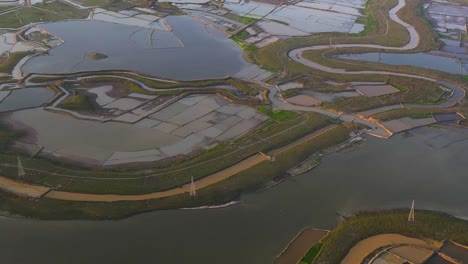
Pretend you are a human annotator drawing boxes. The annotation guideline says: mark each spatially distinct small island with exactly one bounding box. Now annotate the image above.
[88,52,108,60]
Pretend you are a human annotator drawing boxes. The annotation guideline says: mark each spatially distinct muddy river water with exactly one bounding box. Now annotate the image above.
[0,126,467,263]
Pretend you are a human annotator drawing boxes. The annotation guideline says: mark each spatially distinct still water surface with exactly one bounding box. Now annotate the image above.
[0,126,467,263]
[22,16,250,80]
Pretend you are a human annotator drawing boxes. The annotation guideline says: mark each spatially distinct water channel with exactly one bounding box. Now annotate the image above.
[0,126,467,263]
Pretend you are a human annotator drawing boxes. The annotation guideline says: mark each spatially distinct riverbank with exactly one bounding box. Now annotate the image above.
[314,210,468,264]
[0,126,466,263]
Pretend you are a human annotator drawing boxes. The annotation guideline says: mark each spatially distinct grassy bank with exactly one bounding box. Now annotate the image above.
[0,51,33,74]
[299,243,322,264]
[315,210,468,264]
[322,77,444,112]
[77,75,260,96]
[371,108,456,121]
[257,106,297,121]
[0,112,333,195]
[0,124,354,219]
[60,95,94,112]
[0,1,89,28]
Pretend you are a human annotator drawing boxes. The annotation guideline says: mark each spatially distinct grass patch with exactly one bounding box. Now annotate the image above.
[231,37,258,51]
[391,83,409,92]
[73,74,260,96]
[60,95,93,112]
[315,210,468,264]
[257,106,297,121]
[232,30,250,41]
[416,97,446,105]
[0,5,15,12]
[224,13,258,25]
[0,124,22,151]
[300,243,322,264]
[322,77,444,112]
[88,52,108,60]
[371,108,452,121]
[0,51,33,73]
[409,113,433,119]
[0,1,89,28]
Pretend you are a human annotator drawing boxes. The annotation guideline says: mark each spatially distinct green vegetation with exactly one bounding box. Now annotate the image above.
[60,95,94,112]
[352,3,377,36]
[257,106,297,121]
[391,83,409,92]
[232,30,250,41]
[74,0,133,10]
[371,108,452,121]
[80,0,112,6]
[0,124,21,151]
[416,97,446,105]
[315,210,468,264]
[231,37,258,51]
[28,32,53,43]
[39,73,260,96]
[224,13,258,25]
[248,0,441,83]
[299,243,322,264]
[0,51,33,73]
[0,1,89,28]
[0,5,14,12]
[0,112,333,195]
[0,123,354,219]
[88,52,108,60]
[409,113,433,119]
[322,77,444,112]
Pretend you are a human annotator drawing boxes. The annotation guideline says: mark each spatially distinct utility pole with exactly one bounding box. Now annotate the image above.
[408,200,415,222]
[17,155,25,178]
[189,176,196,197]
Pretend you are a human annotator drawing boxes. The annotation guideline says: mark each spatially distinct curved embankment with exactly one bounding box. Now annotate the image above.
[0,125,338,202]
[284,0,465,124]
[289,0,420,74]
[341,234,434,264]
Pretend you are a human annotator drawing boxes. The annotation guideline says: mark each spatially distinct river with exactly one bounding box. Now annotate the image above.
[0,126,467,263]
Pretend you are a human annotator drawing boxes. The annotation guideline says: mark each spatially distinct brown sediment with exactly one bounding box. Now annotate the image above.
[342,234,435,264]
[0,176,50,198]
[275,228,328,264]
[43,153,270,202]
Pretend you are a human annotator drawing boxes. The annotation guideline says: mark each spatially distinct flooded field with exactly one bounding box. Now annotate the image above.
[3,94,267,165]
[0,88,54,112]
[21,16,250,80]
[0,126,467,263]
